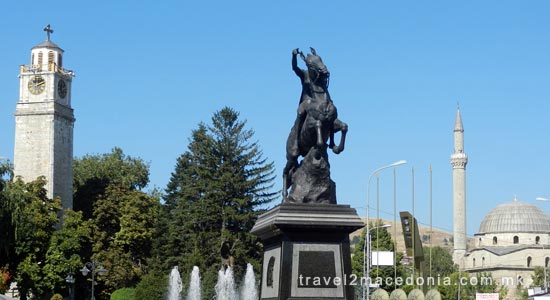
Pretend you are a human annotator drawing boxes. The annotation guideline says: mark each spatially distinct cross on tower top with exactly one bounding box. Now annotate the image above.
[43,24,53,41]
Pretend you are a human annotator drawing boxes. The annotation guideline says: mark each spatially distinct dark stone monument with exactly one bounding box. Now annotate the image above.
[251,48,363,300]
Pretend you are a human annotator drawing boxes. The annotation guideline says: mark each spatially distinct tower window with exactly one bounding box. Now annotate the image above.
[58,53,62,67]
[479,237,482,246]
[482,257,485,266]
[473,258,476,267]
[48,51,54,71]
[37,52,43,70]
[527,256,532,267]
[31,53,35,66]
[546,257,549,268]
[493,236,498,245]
[513,236,519,244]
[536,236,540,244]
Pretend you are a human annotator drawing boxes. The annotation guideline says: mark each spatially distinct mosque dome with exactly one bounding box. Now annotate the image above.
[478,200,550,234]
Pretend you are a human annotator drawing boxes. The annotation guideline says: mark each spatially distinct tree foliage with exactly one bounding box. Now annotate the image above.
[351,220,404,292]
[73,147,149,219]
[421,246,456,278]
[154,107,277,299]
[72,148,158,299]
[93,186,160,298]
[133,271,166,300]
[2,177,61,300]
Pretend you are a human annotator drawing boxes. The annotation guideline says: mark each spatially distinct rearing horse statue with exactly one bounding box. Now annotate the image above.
[283,47,348,203]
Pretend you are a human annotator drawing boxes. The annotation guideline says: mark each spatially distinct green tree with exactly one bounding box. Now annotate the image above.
[73,148,158,299]
[3,177,61,300]
[437,271,500,300]
[42,209,92,296]
[156,107,277,299]
[0,160,14,274]
[352,220,404,292]
[133,271,166,300]
[73,147,149,220]
[110,287,135,300]
[91,184,160,298]
[532,266,546,288]
[421,246,456,279]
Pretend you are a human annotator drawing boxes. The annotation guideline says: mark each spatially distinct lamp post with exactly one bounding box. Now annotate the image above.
[65,273,75,300]
[363,224,391,300]
[536,197,550,292]
[80,261,108,300]
[363,160,407,300]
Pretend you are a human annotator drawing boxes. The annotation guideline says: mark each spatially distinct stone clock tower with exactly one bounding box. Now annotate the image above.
[13,25,75,209]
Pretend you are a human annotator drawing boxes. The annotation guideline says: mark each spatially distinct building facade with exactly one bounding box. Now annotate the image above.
[465,200,550,297]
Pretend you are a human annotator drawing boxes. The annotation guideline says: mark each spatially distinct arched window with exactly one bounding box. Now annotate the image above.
[527,256,532,267]
[473,258,476,267]
[58,53,62,67]
[513,236,519,244]
[31,53,35,66]
[479,237,482,246]
[482,257,486,266]
[493,236,498,245]
[546,257,549,268]
[536,236,540,244]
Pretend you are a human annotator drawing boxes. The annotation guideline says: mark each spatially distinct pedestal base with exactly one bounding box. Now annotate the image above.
[251,203,364,300]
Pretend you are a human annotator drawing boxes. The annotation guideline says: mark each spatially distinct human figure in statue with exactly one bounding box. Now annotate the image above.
[283,47,347,202]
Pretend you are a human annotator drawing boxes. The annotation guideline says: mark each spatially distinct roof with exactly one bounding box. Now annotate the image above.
[32,39,64,52]
[478,200,550,234]
[454,108,463,132]
[469,245,549,256]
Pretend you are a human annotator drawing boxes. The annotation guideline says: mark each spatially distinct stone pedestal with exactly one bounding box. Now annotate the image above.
[251,203,364,300]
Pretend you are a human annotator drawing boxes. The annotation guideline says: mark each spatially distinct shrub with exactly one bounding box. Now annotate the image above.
[50,294,63,300]
[111,288,136,300]
[134,271,167,300]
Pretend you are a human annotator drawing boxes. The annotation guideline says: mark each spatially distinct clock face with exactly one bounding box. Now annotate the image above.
[28,75,46,95]
[57,79,67,99]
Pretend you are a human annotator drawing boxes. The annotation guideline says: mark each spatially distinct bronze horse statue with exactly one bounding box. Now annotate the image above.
[283,47,347,202]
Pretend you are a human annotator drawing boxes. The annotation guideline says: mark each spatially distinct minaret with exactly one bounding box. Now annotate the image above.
[13,25,75,209]
[451,107,468,267]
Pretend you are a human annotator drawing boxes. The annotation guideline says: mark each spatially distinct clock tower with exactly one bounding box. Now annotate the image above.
[13,25,75,209]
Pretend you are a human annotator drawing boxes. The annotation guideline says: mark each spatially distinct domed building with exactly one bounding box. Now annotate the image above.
[464,199,550,292]
[450,110,550,298]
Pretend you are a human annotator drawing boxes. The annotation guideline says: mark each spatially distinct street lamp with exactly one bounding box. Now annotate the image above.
[363,160,406,300]
[363,224,391,300]
[65,273,75,300]
[537,197,550,292]
[80,261,108,300]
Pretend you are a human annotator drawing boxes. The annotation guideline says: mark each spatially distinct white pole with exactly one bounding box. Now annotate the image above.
[363,160,407,300]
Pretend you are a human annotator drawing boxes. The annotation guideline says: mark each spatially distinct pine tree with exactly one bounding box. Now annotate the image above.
[157,107,277,299]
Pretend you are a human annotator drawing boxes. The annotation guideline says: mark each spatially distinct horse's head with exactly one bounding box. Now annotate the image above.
[302,47,330,85]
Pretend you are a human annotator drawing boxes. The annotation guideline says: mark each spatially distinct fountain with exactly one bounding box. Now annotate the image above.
[215,266,237,300]
[167,264,257,300]
[168,266,183,300]
[187,266,201,300]
[240,263,258,300]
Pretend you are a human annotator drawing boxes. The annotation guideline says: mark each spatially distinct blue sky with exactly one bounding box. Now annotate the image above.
[1,1,550,240]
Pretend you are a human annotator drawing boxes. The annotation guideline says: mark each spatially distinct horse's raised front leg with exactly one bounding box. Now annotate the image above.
[315,120,324,147]
[331,119,348,154]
